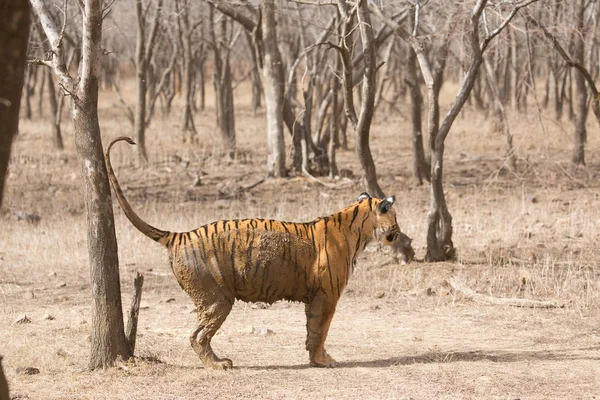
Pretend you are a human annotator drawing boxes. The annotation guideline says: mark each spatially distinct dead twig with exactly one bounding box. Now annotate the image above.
[125,271,144,354]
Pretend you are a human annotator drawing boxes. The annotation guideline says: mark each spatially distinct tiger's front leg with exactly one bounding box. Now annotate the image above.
[305,294,338,367]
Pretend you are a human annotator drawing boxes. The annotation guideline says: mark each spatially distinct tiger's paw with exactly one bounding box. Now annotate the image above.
[309,351,337,368]
[205,357,233,370]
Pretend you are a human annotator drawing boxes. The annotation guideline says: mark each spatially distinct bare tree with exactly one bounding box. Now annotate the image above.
[372,0,538,261]
[527,4,600,166]
[208,6,236,153]
[335,0,385,197]
[0,0,30,206]
[134,0,163,163]
[175,0,202,142]
[261,0,287,176]
[30,0,142,369]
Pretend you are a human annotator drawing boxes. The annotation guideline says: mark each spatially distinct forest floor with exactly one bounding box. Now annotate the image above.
[1,82,600,399]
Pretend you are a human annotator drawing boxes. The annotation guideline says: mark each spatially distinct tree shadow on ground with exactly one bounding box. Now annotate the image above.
[242,345,600,370]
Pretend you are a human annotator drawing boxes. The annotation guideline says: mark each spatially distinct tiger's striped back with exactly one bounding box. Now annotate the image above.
[164,196,399,305]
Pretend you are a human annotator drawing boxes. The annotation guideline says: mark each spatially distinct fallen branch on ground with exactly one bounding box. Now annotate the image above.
[448,276,565,309]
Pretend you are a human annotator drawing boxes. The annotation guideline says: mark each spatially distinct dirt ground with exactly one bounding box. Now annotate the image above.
[2,82,600,399]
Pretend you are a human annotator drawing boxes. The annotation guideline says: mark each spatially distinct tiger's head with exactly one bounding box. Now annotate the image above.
[357,192,400,246]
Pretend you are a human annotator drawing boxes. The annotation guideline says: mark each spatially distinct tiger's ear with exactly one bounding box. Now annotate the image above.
[378,195,396,213]
[357,192,371,202]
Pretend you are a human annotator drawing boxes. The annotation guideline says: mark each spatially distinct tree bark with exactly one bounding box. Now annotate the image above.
[134,0,149,163]
[209,6,236,153]
[23,65,35,120]
[354,1,383,197]
[244,30,262,116]
[46,68,64,150]
[262,0,286,177]
[572,0,587,165]
[407,46,430,184]
[484,56,516,170]
[0,0,30,207]
[175,0,198,142]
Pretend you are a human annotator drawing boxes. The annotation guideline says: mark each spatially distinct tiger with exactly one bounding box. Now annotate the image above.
[105,136,402,370]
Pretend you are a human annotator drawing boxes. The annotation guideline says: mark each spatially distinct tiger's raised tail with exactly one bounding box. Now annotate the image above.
[104,137,171,246]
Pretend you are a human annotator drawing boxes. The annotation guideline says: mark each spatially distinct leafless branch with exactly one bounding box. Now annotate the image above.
[526,15,600,126]
[30,0,76,95]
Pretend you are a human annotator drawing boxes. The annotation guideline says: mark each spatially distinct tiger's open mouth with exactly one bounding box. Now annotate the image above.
[385,233,397,242]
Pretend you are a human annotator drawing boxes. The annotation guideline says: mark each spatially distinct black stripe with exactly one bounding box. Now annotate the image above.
[337,212,342,228]
[183,240,192,269]
[202,225,209,238]
[245,234,255,280]
[368,197,373,210]
[349,206,360,229]
[234,220,239,230]
[324,218,335,297]
[188,232,201,274]
[360,213,370,229]
[230,235,237,290]
[281,222,290,234]
[309,224,317,254]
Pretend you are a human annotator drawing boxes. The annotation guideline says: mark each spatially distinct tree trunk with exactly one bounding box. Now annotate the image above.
[46,68,64,150]
[354,0,384,197]
[0,0,30,207]
[484,57,516,170]
[74,98,131,369]
[244,30,262,116]
[176,0,198,142]
[37,67,45,117]
[261,0,286,177]
[134,0,149,164]
[328,55,341,178]
[210,7,236,153]
[23,66,37,120]
[510,26,519,110]
[65,0,132,370]
[407,46,430,184]
[572,0,587,165]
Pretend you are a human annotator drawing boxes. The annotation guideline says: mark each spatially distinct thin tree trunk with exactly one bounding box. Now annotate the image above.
[328,65,339,178]
[46,69,64,150]
[262,0,286,177]
[510,26,519,110]
[407,46,429,184]
[176,0,198,142]
[484,57,516,170]
[572,0,587,165]
[23,66,34,120]
[37,67,45,117]
[245,31,262,116]
[209,7,236,153]
[353,0,384,197]
[134,0,149,164]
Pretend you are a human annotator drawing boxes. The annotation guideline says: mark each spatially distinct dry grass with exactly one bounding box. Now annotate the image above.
[1,81,600,399]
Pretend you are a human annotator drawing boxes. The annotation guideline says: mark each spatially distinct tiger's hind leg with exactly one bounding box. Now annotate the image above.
[305,294,338,367]
[190,298,233,370]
